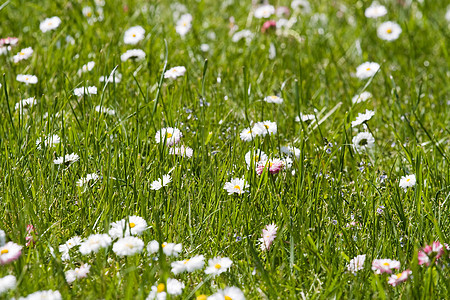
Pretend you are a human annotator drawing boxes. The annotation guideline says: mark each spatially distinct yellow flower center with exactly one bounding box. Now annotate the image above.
[225,296,232,300]
[132,34,136,37]
[20,52,24,55]
[87,12,92,17]
[166,133,173,138]
[264,125,269,129]
[247,130,252,134]
[387,29,392,34]
[234,185,241,190]
[162,244,166,248]
[196,295,207,300]
[157,283,165,293]
[406,178,410,182]
[383,262,390,266]
[214,263,221,269]
[129,222,136,228]
[396,273,402,279]
[184,259,190,264]
[366,68,371,71]
[1,249,9,254]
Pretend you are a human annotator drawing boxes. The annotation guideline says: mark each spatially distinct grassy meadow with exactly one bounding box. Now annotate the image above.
[0,0,450,299]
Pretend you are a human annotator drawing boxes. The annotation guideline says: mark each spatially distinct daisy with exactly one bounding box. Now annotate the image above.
[253,120,277,136]
[147,240,160,254]
[124,26,145,44]
[352,91,372,104]
[371,259,400,274]
[53,153,80,165]
[19,290,62,300]
[65,264,91,284]
[150,174,172,191]
[418,241,444,266]
[99,72,122,83]
[171,255,205,274]
[351,109,375,127]
[79,234,111,255]
[169,145,193,158]
[291,0,311,13]
[162,242,182,256]
[399,174,416,189]
[352,132,375,152]
[295,113,315,123]
[74,86,97,97]
[16,74,38,84]
[0,37,18,47]
[36,134,60,150]
[256,159,285,175]
[258,224,278,251]
[155,127,182,146]
[223,178,249,195]
[65,236,83,249]
[280,146,301,158]
[0,242,22,265]
[95,105,115,115]
[164,66,186,79]
[364,2,387,18]
[356,62,380,80]
[244,149,268,168]
[204,257,233,276]
[15,97,37,112]
[76,173,99,187]
[208,286,245,300]
[264,95,283,104]
[0,275,16,295]
[82,6,96,24]
[12,47,33,63]
[40,16,62,32]
[175,14,192,36]
[377,21,402,41]
[113,236,145,256]
[347,254,366,273]
[146,279,185,300]
[108,216,148,239]
[78,61,95,74]
[388,270,412,286]
[120,49,146,62]
[231,30,254,43]
[254,4,275,19]
[240,127,262,142]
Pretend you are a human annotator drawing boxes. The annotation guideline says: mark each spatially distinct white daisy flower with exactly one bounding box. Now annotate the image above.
[162,242,182,257]
[204,257,233,276]
[253,120,277,136]
[208,286,245,300]
[377,21,402,41]
[258,223,278,251]
[0,242,22,265]
[124,26,145,45]
[169,145,193,158]
[223,178,249,195]
[356,62,380,80]
[65,264,91,284]
[146,279,185,300]
[15,97,37,112]
[19,290,62,300]
[364,2,387,19]
[65,236,82,249]
[120,49,146,62]
[0,275,16,295]
[231,30,253,43]
[147,240,160,254]
[76,173,99,187]
[280,146,301,158]
[347,254,366,273]
[78,61,95,75]
[74,86,97,97]
[155,127,182,146]
[175,14,192,36]
[40,16,62,32]
[254,4,275,19]
[150,174,172,191]
[99,72,122,83]
[36,134,60,150]
[351,109,375,127]
[171,255,205,274]
[82,6,96,24]
[12,47,33,63]
[399,174,416,189]
[352,91,373,104]
[53,153,80,165]
[295,113,315,123]
[164,66,186,79]
[112,236,145,256]
[200,44,210,52]
[245,149,268,168]
[79,234,111,255]
[291,0,311,13]
[239,127,262,142]
[95,105,115,115]
[16,74,38,84]
[352,132,375,152]
[108,216,148,239]
[264,95,283,104]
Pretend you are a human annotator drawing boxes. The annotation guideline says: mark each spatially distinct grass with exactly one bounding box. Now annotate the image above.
[0,0,449,299]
